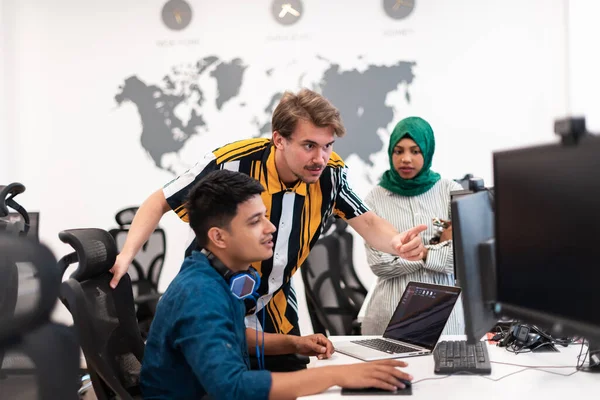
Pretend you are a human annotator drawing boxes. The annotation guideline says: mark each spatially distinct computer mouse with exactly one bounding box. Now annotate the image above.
[397,378,412,389]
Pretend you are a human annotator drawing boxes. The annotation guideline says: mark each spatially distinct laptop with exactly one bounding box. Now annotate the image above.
[335,282,461,361]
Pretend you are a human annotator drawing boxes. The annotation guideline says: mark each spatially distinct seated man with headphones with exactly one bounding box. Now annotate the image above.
[140,170,413,400]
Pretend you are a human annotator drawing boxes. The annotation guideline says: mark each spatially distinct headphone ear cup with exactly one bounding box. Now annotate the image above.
[207,253,262,300]
[250,268,261,297]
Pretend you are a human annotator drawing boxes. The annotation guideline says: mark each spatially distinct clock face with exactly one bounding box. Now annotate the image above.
[382,0,415,20]
[162,0,193,31]
[271,0,303,26]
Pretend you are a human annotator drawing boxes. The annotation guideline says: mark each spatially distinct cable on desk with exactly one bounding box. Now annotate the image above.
[412,365,580,385]
[505,341,558,354]
[574,340,598,373]
[492,322,580,353]
[491,361,574,369]
[496,339,587,371]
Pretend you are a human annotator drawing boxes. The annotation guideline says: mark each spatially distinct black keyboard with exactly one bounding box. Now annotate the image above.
[351,338,418,354]
[433,340,492,375]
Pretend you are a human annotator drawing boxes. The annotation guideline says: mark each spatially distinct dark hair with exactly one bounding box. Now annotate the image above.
[185,170,265,248]
[271,88,345,140]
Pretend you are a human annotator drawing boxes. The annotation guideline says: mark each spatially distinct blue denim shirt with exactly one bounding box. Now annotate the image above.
[140,251,272,400]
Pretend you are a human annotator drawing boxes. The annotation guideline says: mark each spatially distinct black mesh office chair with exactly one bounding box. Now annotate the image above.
[109,207,165,338]
[0,242,19,377]
[0,182,33,239]
[301,234,359,336]
[333,219,368,315]
[0,235,80,400]
[0,184,36,382]
[58,228,145,400]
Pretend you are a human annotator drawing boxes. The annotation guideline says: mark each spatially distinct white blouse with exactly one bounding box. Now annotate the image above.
[361,178,466,336]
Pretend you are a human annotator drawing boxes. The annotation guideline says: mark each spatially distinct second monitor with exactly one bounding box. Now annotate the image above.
[452,190,497,344]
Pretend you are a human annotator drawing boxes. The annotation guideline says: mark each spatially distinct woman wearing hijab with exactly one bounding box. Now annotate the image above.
[361,116,465,335]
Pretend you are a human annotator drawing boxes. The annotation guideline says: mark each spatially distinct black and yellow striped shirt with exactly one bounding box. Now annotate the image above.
[163,138,369,335]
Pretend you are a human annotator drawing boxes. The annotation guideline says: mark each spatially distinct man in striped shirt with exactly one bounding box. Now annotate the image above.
[109,88,427,371]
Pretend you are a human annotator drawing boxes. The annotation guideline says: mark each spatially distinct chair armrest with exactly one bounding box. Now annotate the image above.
[134,293,163,304]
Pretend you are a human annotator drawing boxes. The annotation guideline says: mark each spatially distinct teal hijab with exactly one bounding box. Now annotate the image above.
[379,116,441,197]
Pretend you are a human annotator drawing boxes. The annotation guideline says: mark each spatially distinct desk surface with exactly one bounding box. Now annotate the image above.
[300,336,599,399]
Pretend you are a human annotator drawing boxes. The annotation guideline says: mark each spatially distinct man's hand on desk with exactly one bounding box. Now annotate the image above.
[333,360,413,391]
[292,334,335,360]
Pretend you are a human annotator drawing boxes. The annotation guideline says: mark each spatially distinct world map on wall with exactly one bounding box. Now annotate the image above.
[115,55,415,175]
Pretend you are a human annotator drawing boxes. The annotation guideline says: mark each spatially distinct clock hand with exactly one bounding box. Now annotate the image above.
[279,4,289,18]
[279,4,300,18]
[393,0,412,11]
[287,5,300,16]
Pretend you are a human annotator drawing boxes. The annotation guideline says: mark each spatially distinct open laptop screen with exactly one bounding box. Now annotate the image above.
[383,282,461,350]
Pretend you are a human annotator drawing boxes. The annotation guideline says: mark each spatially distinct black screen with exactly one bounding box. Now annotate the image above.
[450,189,474,282]
[383,283,460,350]
[494,136,600,328]
[452,191,497,343]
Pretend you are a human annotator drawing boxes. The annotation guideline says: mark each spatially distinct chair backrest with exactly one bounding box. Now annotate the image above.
[7,211,40,242]
[0,235,80,400]
[0,183,25,218]
[0,182,33,238]
[109,206,166,294]
[109,207,166,338]
[58,228,145,400]
[333,219,368,314]
[0,246,19,363]
[300,234,358,336]
[0,236,59,343]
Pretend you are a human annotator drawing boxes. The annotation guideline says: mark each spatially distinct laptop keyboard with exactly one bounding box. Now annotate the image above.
[433,340,492,375]
[351,338,418,354]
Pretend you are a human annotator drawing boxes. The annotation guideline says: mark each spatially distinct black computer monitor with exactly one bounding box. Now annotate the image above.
[493,134,600,342]
[450,189,473,199]
[450,188,493,283]
[452,191,497,344]
[451,188,494,202]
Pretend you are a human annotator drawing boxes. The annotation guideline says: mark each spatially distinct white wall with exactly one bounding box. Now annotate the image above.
[1,0,577,332]
[0,1,3,175]
[567,0,600,132]
[0,0,14,184]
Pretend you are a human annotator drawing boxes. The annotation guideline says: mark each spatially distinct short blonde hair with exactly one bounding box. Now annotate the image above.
[271,89,346,139]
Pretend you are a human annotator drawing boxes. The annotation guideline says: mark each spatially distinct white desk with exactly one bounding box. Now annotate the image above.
[300,336,600,399]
